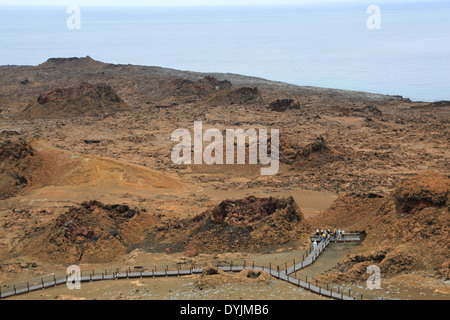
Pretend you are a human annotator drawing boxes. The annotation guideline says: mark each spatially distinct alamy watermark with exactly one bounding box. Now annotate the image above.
[366,265,382,289]
[171,121,279,176]
[367,5,381,30]
[66,265,81,290]
[66,5,81,30]
[65,5,379,32]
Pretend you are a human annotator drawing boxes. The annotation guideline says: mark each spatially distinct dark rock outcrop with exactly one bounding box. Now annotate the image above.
[0,138,35,199]
[16,82,130,120]
[19,200,158,264]
[268,99,300,112]
[151,196,309,254]
[206,87,264,106]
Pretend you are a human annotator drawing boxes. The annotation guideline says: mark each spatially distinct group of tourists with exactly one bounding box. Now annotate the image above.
[313,228,345,249]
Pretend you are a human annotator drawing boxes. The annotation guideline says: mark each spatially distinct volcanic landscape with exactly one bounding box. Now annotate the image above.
[0,56,448,300]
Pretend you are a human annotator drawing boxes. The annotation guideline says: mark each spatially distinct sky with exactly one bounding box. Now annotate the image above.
[0,0,443,6]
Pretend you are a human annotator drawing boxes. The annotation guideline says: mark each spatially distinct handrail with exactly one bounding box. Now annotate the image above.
[0,234,364,300]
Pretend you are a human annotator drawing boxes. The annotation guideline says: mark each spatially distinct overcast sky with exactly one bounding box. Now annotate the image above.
[0,0,441,6]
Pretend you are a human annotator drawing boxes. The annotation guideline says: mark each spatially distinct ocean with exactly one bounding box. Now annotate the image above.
[1,2,449,102]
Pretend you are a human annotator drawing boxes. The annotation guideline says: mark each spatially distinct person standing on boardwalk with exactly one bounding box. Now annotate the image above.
[342,229,345,239]
[313,240,317,251]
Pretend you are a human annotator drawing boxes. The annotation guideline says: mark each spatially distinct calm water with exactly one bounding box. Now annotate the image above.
[1,2,449,102]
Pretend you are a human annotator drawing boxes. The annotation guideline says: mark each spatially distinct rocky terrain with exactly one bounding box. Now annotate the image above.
[150,196,309,256]
[193,265,273,290]
[16,82,130,120]
[1,57,448,196]
[313,171,449,283]
[0,136,35,200]
[3,195,307,265]
[0,56,449,298]
[17,200,159,264]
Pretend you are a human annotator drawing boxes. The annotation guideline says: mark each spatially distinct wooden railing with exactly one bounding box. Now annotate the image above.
[0,234,364,300]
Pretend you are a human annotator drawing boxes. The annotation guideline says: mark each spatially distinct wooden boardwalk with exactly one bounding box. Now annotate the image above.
[284,238,330,275]
[0,233,363,300]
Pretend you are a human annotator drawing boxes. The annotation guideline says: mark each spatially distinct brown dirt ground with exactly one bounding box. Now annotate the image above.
[0,57,449,299]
